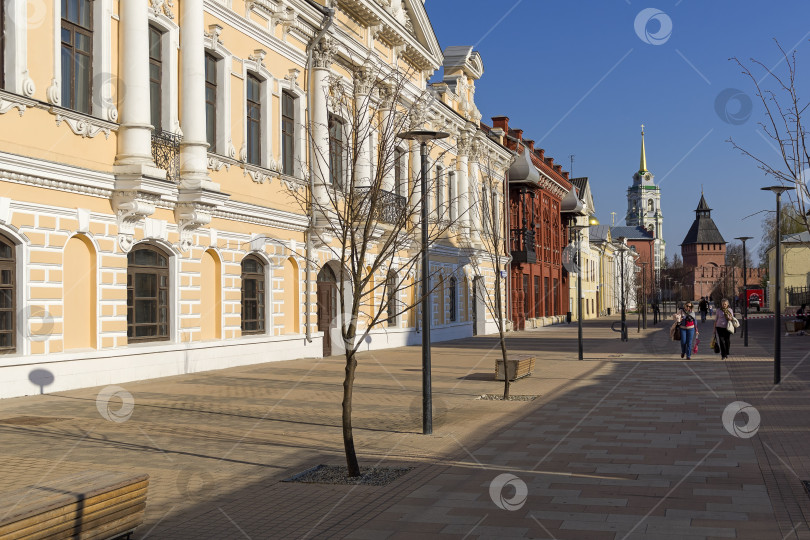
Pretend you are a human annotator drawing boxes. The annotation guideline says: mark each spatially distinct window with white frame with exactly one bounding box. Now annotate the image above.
[329,114,345,189]
[246,73,262,166]
[148,25,163,132]
[204,52,217,149]
[61,0,93,114]
[435,165,443,220]
[281,90,296,176]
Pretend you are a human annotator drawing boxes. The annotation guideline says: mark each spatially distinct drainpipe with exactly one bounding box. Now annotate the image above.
[303,1,334,343]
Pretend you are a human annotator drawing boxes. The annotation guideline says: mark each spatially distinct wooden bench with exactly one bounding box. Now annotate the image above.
[0,471,149,540]
[495,355,536,381]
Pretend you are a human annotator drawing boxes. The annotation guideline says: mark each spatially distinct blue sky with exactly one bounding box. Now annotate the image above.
[424,0,810,260]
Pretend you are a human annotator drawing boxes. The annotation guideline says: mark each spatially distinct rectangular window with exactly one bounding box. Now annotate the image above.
[204,53,217,150]
[328,114,344,189]
[61,0,93,114]
[448,172,456,221]
[534,275,540,318]
[436,166,444,219]
[522,274,530,318]
[282,91,295,176]
[246,74,262,166]
[149,26,162,132]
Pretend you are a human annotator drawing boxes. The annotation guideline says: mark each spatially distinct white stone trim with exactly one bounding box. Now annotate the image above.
[242,52,277,171]
[3,0,37,97]
[276,76,306,179]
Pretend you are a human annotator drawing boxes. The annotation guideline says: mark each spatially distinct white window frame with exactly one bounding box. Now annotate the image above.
[147,11,179,135]
[242,58,274,170]
[49,0,116,121]
[276,79,305,179]
[205,31,234,157]
[3,0,36,96]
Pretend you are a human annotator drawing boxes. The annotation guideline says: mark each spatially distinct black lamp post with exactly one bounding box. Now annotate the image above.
[735,236,753,347]
[617,237,628,341]
[396,129,449,434]
[761,185,795,385]
[640,261,648,330]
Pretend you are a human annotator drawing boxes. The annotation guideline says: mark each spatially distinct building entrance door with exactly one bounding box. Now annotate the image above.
[317,266,337,357]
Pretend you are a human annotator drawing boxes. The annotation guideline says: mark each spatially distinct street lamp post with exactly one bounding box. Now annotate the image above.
[761,186,795,385]
[396,129,449,434]
[570,220,597,360]
[640,261,648,330]
[735,236,753,347]
[617,237,628,341]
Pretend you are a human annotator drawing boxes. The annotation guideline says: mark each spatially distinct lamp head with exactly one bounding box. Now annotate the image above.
[396,130,450,144]
[588,216,600,226]
[761,185,795,195]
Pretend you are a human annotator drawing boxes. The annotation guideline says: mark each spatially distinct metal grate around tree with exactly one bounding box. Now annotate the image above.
[151,130,182,182]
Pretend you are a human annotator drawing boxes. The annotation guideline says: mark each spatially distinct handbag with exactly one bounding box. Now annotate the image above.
[727,320,736,334]
[672,324,682,341]
[693,337,699,355]
[712,332,721,354]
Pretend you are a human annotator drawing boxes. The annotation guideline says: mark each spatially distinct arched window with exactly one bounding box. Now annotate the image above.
[241,255,265,335]
[386,271,398,326]
[127,244,170,343]
[449,277,457,322]
[647,199,654,213]
[0,233,16,353]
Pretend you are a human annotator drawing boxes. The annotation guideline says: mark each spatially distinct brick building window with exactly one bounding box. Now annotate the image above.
[127,245,170,343]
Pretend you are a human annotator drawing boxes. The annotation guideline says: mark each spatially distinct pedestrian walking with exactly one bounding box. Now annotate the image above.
[674,302,699,359]
[714,298,735,359]
[698,297,708,323]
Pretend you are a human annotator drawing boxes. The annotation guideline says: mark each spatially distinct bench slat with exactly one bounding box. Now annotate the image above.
[0,472,148,527]
[2,491,147,539]
[33,502,145,540]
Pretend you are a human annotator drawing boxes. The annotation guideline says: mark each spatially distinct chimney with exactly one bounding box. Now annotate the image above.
[513,129,523,141]
[562,171,569,180]
[523,139,534,153]
[546,157,554,167]
[491,116,509,132]
[554,164,562,173]
[537,148,545,159]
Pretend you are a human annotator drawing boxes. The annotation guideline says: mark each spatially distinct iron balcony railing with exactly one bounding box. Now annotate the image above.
[787,286,810,306]
[354,187,407,225]
[151,130,182,182]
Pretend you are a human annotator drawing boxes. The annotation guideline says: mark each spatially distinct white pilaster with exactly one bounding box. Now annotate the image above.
[311,37,335,207]
[115,0,154,166]
[179,0,211,189]
[456,150,470,233]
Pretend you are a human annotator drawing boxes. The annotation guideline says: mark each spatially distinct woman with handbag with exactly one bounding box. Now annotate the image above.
[674,302,698,359]
[714,298,736,359]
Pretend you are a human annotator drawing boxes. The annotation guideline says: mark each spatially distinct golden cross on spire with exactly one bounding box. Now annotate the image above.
[641,123,645,134]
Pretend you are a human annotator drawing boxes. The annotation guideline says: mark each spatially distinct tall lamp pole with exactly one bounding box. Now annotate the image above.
[761,186,794,385]
[617,237,628,341]
[397,129,449,434]
[640,261,648,330]
[735,236,753,347]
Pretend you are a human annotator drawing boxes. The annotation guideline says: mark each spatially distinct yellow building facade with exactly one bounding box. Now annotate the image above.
[0,0,510,398]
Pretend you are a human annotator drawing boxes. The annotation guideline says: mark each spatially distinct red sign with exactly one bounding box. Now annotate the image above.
[745,289,764,310]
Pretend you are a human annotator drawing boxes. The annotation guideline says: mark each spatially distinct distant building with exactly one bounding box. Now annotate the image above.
[610,225,655,308]
[495,117,571,330]
[677,195,765,302]
[767,231,810,308]
[625,126,665,279]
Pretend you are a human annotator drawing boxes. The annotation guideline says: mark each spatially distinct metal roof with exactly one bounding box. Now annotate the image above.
[681,195,725,245]
[610,225,654,240]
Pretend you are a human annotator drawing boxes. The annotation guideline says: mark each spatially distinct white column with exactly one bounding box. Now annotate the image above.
[456,153,469,233]
[409,140,421,227]
[179,0,211,189]
[354,66,374,189]
[311,38,334,206]
[470,157,482,243]
[115,0,154,166]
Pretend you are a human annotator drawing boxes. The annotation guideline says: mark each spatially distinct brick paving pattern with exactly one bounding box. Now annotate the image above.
[0,315,806,538]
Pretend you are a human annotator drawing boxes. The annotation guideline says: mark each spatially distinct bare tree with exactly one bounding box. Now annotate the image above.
[729,41,810,234]
[461,156,511,399]
[289,62,457,476]
[756,204,806,265]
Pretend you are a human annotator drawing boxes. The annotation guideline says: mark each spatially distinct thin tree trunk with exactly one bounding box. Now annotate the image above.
[342,349,361,477]
[495,269,510,400]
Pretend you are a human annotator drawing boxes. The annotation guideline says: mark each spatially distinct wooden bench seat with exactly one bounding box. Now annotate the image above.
[0,471,149,540]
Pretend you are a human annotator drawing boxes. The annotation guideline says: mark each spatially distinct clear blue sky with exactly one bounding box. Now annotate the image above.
[424,0,810,261]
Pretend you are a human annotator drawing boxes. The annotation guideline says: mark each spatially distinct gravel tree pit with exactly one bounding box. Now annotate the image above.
[282,465,412,486]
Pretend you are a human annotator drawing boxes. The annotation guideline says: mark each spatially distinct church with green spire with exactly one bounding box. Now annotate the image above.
[625,125,665,275]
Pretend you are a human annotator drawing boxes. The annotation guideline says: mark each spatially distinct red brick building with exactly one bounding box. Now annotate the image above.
[610,226,656,300]
[489,117,572,330]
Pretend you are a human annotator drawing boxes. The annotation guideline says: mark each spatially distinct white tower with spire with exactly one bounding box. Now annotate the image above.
[626,125,665,273]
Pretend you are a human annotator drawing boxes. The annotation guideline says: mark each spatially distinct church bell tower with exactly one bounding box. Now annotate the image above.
[626,125,665,272]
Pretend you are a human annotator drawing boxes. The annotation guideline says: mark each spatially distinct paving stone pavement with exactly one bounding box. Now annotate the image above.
[0,315,807,539]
